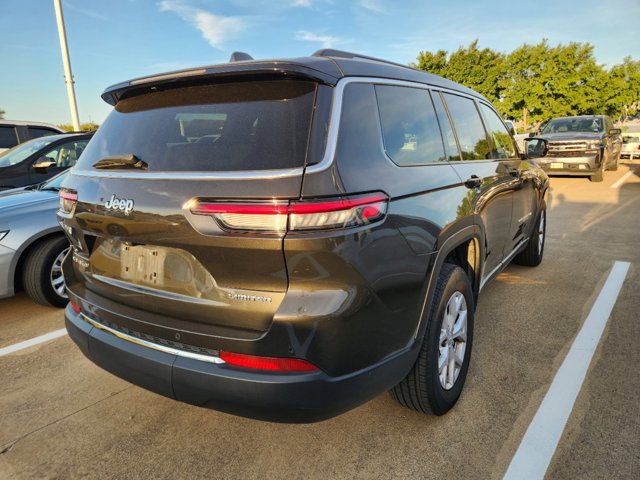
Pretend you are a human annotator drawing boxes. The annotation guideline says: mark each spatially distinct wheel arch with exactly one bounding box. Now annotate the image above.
[11,228,65,294]
[412,225,483,343]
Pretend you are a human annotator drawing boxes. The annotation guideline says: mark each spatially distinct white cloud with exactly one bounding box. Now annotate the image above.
[359,0,385,13]
[291,0,312,6]
[158,0,245,49]
[296,30,340,48]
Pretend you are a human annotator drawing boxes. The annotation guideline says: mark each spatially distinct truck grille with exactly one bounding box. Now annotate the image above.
[547,141,592,158]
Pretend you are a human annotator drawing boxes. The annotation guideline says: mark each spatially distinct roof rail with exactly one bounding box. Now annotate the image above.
[312,49,412,70]
[229,51,254,62]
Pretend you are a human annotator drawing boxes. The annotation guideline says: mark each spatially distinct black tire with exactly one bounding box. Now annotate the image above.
[391,263,474,415]
[513,204,546,267]
[23,236,70,308]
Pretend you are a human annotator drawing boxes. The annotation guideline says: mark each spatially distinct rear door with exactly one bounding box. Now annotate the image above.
[478,102,536,256]
[435,92,514,280]
[62,78,319,339]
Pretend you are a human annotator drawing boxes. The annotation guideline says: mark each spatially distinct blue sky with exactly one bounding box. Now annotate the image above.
[1,0,638,125]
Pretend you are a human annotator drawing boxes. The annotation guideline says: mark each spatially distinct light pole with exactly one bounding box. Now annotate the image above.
[53,0,80,131]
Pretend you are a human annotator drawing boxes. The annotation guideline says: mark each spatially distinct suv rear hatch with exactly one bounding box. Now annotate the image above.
[62,77,324,339]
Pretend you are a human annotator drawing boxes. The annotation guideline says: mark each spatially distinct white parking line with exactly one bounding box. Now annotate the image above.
[610,170,634,189]
[0,328,67,357]
[503,261,630,480]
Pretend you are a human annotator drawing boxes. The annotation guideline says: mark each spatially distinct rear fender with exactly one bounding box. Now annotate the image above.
[412,225,483,343]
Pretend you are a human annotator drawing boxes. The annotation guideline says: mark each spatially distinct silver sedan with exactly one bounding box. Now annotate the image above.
[0,171,70,307]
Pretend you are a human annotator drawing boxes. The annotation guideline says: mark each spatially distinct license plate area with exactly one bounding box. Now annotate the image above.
[121,245,164,286]
[550,162,563,169]
[88,238,214,298]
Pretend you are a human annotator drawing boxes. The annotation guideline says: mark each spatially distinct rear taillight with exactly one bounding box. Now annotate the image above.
[219,351,320,372]
[190,193,388,233]
[58,189,78,215]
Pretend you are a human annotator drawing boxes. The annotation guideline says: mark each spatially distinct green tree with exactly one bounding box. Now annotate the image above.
[416,40,507,108]
[0,107,5,119]
[57,122,99,132]
[414,40,639,127]
[604,57,640,120]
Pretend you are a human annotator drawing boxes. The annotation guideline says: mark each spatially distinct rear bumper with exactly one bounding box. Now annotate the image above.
[65,304,419,423]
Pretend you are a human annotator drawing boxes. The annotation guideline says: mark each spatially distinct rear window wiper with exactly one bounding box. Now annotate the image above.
[92,154,148,170]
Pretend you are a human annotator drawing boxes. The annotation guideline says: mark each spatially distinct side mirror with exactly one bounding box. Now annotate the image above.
[32,157,55,171]
[524,137,548,159]
[609,128,621,136]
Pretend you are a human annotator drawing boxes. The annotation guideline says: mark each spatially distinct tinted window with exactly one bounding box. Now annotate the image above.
[442,94,490,160]
[28,127,60,139]
[39,139,89,167]
[75,80,317,172]
[479,103,517,159]
[0,126,18,149]
[432,92,461,161]
[375,85,445,165]
[335,83,384,168]
[0,136,58,167]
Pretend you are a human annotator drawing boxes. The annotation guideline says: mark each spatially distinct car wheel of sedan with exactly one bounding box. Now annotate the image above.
[23,236,71,308]
[513,204,546,267]
[391,263,474,415]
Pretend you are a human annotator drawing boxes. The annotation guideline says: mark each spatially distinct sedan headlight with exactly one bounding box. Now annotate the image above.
[0,230,9,242]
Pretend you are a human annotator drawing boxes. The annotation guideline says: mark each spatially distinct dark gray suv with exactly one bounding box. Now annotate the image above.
[59,50,549,422]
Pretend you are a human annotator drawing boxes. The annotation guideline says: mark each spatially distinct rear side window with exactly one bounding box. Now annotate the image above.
[432,92,461,161]
[0,126,18,149]
[478,103,517,159]
[375,85,445,165]
[28,127,60,139]
[76,80,317,172]
[442,93,490,160]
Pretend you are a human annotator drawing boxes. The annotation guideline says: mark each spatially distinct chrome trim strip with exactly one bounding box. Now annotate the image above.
[80,313,226,364]
[305,76,484,175]
[92,274,227,307]
[74,77,481,181]
[479,238,529,291]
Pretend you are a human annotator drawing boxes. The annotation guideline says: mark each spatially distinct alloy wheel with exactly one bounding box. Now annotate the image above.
[438,291,468,390]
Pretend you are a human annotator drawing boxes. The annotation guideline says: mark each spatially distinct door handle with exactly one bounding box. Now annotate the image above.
[464,175,483,189]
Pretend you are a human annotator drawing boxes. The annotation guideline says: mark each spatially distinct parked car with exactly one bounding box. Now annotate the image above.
[0,132,93,190]
[59,49,550,422]
[619,133,640,160]
[0,171,70,307]
[532,115,622,182]
[0,120,64,154]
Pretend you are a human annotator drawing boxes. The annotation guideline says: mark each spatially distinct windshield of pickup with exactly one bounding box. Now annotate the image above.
[541,117,603,134]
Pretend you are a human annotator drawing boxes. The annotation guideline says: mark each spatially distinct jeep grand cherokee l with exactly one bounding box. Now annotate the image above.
[532,115,622,182]
[59,50,549,422]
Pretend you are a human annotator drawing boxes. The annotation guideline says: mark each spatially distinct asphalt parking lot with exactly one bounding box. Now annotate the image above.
[1,163,638,479]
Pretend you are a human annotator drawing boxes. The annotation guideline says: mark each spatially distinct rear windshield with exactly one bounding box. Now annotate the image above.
[76,79,317,172]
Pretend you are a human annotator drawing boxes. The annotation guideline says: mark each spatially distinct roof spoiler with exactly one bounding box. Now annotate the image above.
[312,49,412,70]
